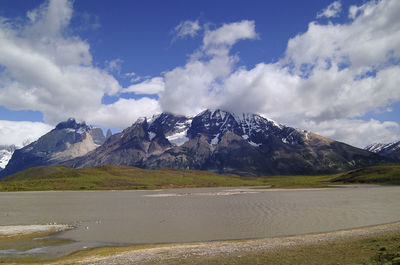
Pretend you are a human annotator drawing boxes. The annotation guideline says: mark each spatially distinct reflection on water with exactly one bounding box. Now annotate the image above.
[1,186,400,259]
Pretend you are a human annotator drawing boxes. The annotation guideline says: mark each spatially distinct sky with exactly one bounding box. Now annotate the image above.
[0,0,400,148]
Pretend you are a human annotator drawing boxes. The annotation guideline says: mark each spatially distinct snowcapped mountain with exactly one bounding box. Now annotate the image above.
[0,118,105,177]
[67,109,388,176]
[0,145,17,170]
[187,109,306,147]
[148,112,192,146]
[365,141,400,161]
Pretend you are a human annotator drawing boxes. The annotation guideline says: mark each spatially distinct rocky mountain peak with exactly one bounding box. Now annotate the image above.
[149,113,189,135]
[52,118,105,145]
[188,109,242,141]
[186,109,303,146]
[365,142,400,153]
[106,129,112,140]
[0,145,18,169]
[55,118,89,131]
[0,144,17,153]
[0,119,105,177]
[365,141,400,162]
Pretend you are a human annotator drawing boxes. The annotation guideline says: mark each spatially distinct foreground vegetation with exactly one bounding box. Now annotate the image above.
[2,223,400,264]
[0,165,268,191]
[333,163,400,185]
[75,226,400,265]
[0,163,399,191]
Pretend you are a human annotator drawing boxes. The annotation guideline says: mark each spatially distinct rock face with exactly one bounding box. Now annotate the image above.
[105,129,112,140]
[365,141,400,162]
[0,119,105,177]
[0,145,17,170]
[68,110,388,176]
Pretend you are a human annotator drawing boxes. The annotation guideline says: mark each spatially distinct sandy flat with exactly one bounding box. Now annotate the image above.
[0,224,72,237]
[144,190,259,197]
[71,221,400,265]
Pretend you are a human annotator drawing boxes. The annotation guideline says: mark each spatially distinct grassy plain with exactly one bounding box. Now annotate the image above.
[0,165,266,191]
[1,163,399,191]
[333,163,400,185]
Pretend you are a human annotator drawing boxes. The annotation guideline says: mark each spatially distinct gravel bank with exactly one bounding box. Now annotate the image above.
[72,222,400,265]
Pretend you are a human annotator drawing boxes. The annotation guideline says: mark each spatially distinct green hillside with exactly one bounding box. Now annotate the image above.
[1,163,399,192]
[333,163,400,185]
[0,165,266,191]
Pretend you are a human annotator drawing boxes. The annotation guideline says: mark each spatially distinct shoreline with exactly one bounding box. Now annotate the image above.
[0,183,380,194]
[0,224,73,238]
[54,221,400,265]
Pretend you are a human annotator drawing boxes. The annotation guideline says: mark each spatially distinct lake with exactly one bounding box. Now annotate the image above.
[1,185,400,259]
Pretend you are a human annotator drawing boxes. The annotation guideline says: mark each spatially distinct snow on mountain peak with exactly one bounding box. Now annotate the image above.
[365,141,400,153]
[132,109,308,148]
[187,109,295,146]
[0,145,17,169]
[147,113,192,146]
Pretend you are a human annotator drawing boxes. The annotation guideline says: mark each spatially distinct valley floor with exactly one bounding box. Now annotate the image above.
[22,221,400,265]
[2,163,400,192]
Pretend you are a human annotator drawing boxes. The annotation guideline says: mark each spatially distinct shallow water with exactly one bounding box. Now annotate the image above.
[1,186,400,258]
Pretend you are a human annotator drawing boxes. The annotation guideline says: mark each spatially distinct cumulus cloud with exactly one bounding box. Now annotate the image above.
[173,20,201,40]
[159,20,257,115]
[203,20,258,55]
[0,0,157,129]
[88,98,161,129]
[1,0,399,148]
[122,77,165,95]
[317,1,342,18]
[300,119,400,148]
[157,0,400,146]
[0,120,52,147]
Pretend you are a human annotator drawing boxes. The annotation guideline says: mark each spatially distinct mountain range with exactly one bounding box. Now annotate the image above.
[0,110,391,177]
[365,142,400,162]
[0,119,106,177]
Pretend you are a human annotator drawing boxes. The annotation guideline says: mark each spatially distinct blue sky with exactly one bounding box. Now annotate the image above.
[0,0,399,147]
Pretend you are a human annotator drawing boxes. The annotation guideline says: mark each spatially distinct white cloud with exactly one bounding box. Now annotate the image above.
[159,46,237,116]
[1,0,399,148]
[123,77,165,95]
[173,20,201,40]
[25,0,73,38]
[0,120,52,147]
[159,20,257,115]
[125,72,142,83]
[157,0,400,146]
[317,1,342,18]
[348,5,360,20]
[300,119,400,148]
[203,20,257,54]
[0,0,159,130]
[88,98,161,129]
[106,58,123,73]
[348,1,380,20]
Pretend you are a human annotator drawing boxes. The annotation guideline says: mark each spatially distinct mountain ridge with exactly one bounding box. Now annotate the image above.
[0,118,105,177]
[365,141,400,162]
[66,109,389,176]
[1,110,391,177]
